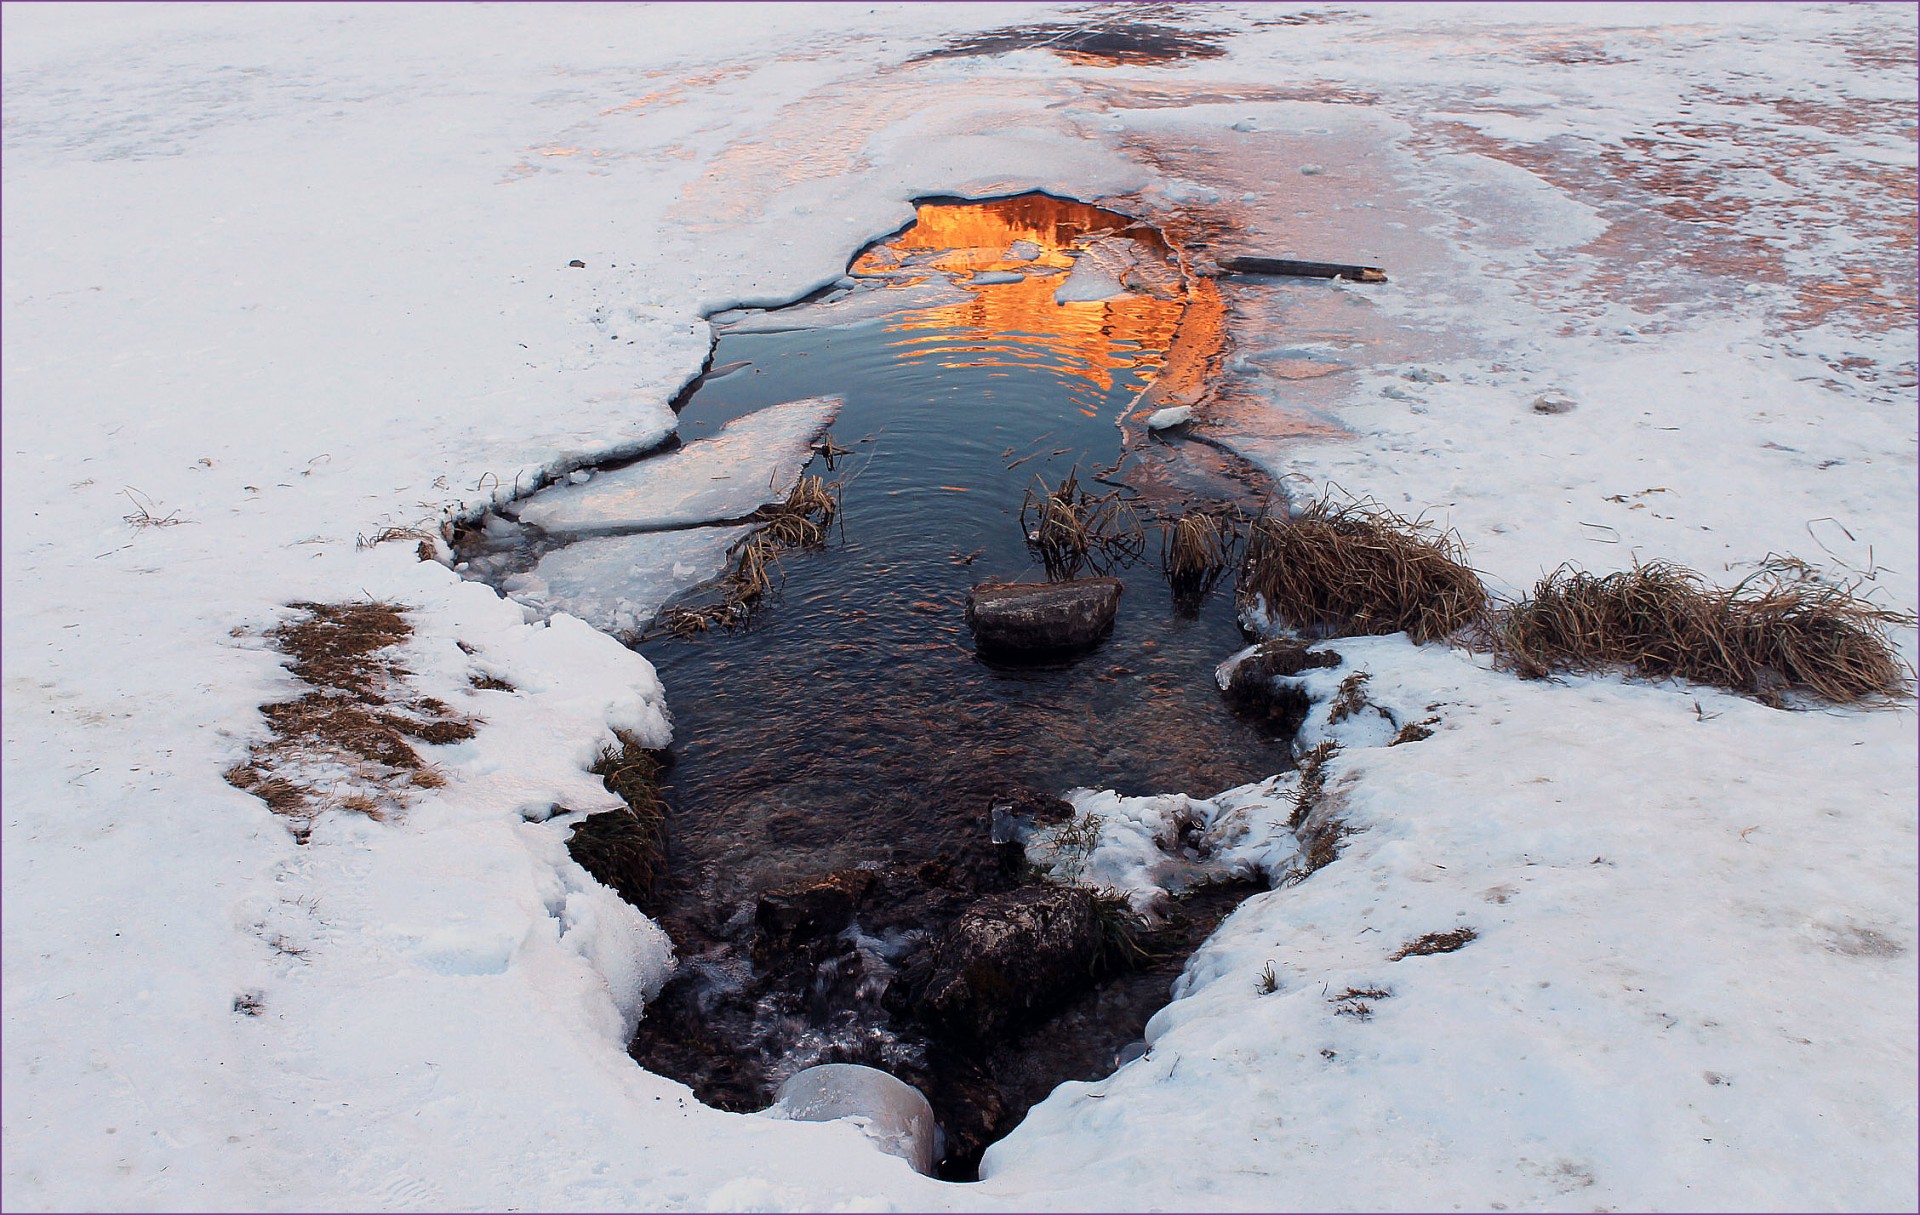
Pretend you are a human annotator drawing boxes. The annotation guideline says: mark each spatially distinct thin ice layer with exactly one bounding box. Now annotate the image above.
[512,396,842,538]
[515,524,752,637]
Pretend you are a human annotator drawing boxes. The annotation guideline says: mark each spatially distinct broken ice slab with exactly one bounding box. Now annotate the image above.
[510,524,753,637]
[511,396,842,538]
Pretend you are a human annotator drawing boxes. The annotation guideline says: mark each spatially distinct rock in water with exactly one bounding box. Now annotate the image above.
[754,868,878,949]
[916,886,1101,1042]
[963,578,1122,654]
[765,1064,941,1176]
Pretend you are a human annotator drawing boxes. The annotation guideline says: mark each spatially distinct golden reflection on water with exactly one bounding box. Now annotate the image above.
[849,195,1225,409]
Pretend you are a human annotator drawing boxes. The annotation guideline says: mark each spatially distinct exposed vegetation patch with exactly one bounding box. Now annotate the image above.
[1391,927,1478,960]
[1491,559,1912,706]
[1020,469,1144,580]
[1331,985,1391,1020]
[912,19,1231,67]
[1239,498,1487,643]
[1283,741,1359,882]
[1390,716,1440,746]
[224,602,474,841]
[567,731,671,908]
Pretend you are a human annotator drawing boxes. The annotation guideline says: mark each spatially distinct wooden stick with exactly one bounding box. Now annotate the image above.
[1218,255,1387,282]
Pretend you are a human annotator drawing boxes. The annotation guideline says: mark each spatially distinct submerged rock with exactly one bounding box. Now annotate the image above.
[915,885,1101,1042]
[765,1063,942,1176]
[755,868,878,950]
[963,578,1122,654]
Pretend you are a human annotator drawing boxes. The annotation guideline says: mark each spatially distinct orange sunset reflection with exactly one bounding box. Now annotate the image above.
[849,194,1225,411]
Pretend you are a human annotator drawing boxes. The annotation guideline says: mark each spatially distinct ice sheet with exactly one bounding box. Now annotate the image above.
[512,396,841,538]
[515,524,752,637]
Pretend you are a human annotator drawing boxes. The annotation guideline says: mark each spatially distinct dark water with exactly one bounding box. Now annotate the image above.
[644,300,1282,922]
[516,195,1299,1176]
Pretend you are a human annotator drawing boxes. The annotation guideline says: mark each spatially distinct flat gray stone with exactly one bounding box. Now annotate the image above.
[964,578,1122,653]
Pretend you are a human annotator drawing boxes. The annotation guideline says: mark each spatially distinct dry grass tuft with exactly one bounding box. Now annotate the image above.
[1159,509,1238,606]
[1239,499,1487,644]
[1089,890,1158,974]
[355,524,436,552]
[1390,927,1477,960]
[1021,469,1144,580]
[568,731,672,907]
[225,602,477,839]
[1490,558,1912,705]
[651,476,840,639]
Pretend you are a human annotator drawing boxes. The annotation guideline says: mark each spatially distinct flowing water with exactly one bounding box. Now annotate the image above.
[472,194,1305,1176]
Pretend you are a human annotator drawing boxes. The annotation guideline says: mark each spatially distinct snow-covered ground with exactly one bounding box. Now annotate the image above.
[4,3,1914,1210]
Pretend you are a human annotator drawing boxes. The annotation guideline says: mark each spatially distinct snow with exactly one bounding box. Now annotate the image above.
[4,2,1914,1211]
[511,396,842,538]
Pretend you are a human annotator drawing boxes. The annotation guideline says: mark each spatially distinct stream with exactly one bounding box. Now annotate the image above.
[463,194,1306,1177]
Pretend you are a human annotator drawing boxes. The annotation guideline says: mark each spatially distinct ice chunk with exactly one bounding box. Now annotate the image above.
[763,1064,941,1177]
[1052,256,1126,304]
[521,525,752,636]
[513,396,841,538]
[1145,405,1192,431]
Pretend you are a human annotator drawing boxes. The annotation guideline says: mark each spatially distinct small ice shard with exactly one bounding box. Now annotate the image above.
[1053,256,1126,304]
[969,270,1025,285]
[520,525,752,636]
[763,1064,941,1176]
[1145,405,1193,431]
[512,396,841,537]
[1006,239,1041,261]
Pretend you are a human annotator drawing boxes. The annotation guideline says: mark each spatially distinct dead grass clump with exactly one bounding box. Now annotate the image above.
[1280,741,1360,883]
[1389,717,1439,746]
[1326,672,1372,724]
[649,477,840,639]
[355,524,436,552]
[1089,890,1157,974]
[272,601,411,697]
[1238,499,1487,643]
[226,601,477,839]
[1491,559,1912,705]
[1021,469,1144,580]
[1159,509,1238,606]
[1391,927,1477,960]
[568,730,671,907]
[1331,985,1391,1020]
